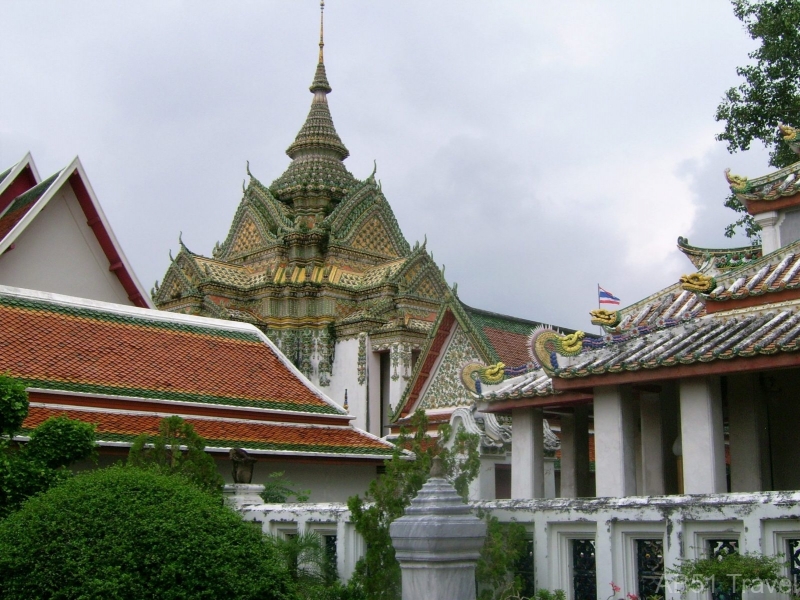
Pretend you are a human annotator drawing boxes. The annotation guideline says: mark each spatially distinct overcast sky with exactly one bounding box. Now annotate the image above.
[0,1,776,330]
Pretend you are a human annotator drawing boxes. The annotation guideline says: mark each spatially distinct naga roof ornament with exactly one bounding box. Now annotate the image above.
[779,123,800,156]
[589,309,620,327]
[270,0,356,202]
[680,272,716,294]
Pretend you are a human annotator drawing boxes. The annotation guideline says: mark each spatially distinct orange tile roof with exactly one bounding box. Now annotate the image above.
[24,406,392,456]
[0,292,342,415]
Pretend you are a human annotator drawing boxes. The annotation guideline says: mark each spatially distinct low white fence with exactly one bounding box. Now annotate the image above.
[239,491,800,600]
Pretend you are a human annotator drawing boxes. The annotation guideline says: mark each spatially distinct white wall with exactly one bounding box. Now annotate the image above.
[245,491,800,595]
[328,337,366,430]
[0,186,131,304]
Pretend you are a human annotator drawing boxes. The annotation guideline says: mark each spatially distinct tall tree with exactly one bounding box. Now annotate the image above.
[716,0,800,238]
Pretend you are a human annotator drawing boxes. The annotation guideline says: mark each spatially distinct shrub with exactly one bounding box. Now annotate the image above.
[0,466,294,600]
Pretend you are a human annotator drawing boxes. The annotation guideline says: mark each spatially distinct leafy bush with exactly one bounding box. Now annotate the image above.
[0,466,294,599]
[668,550,787,596]
[0,375,97,518]
[0,374,28,437]
[128,415,223,494]
[260,471,310,503]
[476,516,530,600]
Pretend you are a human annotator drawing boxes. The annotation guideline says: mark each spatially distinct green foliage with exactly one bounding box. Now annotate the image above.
[0,373,28,437]
[128,415,223,495]
[260,470,311,503]
[531,590,566,600]
[0,466,294,599]
[476,516,531,600]
[268,532,338,594]
[346,410,480,600]
[668,550,786,596]
[0,375,97,518]
[716,0,800,238]
[25,415,97,468]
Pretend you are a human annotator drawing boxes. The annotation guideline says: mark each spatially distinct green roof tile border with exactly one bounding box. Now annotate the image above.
[0,294,263,344]
[16,377,342,415]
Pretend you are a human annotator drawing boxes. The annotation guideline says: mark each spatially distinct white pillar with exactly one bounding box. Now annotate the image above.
[679,376,726,494]
[754,211,780,254]
[544,457,556,499]
[640,391,665,495]
[468,456,498,501]
[594,385,636,497]
[511,407,544,499]
[560,413,577,498]
[560,408,592,498]
[728,373,768,492]
[367,341,381,436]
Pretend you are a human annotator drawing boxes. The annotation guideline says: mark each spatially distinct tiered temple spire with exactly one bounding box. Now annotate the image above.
[271,0,354,202]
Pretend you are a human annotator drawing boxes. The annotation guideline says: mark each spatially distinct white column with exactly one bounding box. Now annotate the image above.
[679,376,726,494]
[367,341,382,436]
[560,408,592,498]
[511,407,544,499]
[543,457,556,498]
[728,373,768,492]
[594,385,636,497]
[468,456,498,501]
[640,391,665,495]
[559,412,577,498]
[754,211,780,254]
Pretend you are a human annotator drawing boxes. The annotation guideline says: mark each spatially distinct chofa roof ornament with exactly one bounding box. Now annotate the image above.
[590,309,621,328]
[528,326,585,374]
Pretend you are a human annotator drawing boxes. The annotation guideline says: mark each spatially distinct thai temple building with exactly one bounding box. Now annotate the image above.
[152,2,579,471]
[0,151,398,503]
[249,126,800,598]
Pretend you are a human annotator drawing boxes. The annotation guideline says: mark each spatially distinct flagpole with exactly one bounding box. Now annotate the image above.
[597,283,603,336]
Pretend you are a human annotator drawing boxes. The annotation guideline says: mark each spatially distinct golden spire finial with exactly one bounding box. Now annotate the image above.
[319,0,325,63]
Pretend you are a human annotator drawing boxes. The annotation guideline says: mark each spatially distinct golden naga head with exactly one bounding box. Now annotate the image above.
[724,168,750,193]
[590,309,621,327]
[680,272,716,293]
[779,123,798,142]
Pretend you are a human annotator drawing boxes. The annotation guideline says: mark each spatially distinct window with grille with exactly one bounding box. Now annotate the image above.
[572,539,596,600]
[707,538,740,600]
[636,539,665,600]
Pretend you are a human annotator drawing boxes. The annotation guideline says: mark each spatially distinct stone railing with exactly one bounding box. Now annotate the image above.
[237,490,800,600]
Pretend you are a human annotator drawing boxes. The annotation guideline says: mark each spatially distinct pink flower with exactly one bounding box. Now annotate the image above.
[610,582,621,594]
[627,594,639,600]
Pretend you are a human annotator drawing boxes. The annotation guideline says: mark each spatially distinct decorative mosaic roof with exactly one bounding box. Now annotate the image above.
[0,288,345,415]
[677,236,762,271]
[726,128,800,203]
[481,370,555,401]
[22,406,393,457]
[558,301,800,379]
[593,282,706,337]
[462,304,549,367]
[703,240,800,303]
[0,172,59,241]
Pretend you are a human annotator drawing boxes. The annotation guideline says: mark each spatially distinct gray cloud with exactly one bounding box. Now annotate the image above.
[0,1,776,331]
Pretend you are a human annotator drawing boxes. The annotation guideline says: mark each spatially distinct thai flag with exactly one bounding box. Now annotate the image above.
[598,286,620,305]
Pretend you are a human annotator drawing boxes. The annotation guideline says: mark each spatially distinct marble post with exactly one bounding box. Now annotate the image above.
[390,458,487,600]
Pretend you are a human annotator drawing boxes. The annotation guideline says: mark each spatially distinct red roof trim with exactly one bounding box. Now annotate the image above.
[0,165,37,214]
[68,171,149,308]
[552,351,800,391]
[398,310,456,418]
[27,390,348,426]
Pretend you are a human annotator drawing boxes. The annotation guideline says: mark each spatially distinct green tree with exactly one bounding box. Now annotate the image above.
[716,0,800,239]
[0,466,295,599]
[345,410,480,600]
[0,374,97,518]
[128,415,223,495]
